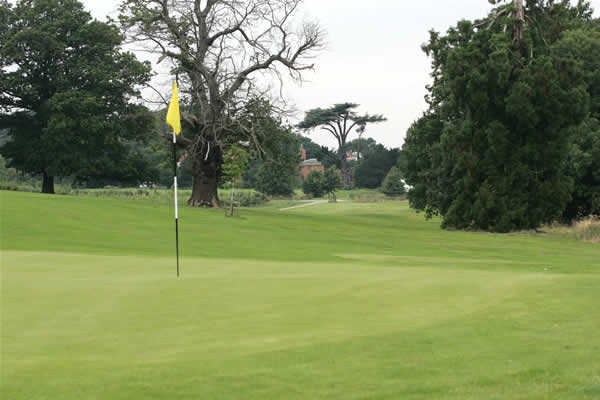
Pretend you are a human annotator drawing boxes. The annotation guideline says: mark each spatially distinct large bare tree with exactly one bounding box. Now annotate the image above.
[119,0,324,207]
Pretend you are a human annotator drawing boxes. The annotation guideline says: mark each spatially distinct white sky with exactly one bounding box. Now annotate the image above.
[82,0,600,150]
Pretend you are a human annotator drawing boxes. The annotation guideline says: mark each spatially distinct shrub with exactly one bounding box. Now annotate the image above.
[381,166,406,196]
[255,159,295,197]
[302,170,325,197]
[322,167,343,202]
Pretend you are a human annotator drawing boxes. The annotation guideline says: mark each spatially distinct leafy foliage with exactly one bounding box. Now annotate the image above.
[301,167,342,200]
[562,117,600,221]
[344,137,378,160]
[403,1,597,232]
[222,145,250,182]
[322,167,343,201]
[381,167,406,197]
[556,29,600,221]
[255,159,296,197]
[237,105,300,197]
[0,0,153,193]
[302,170,325,198]
[354,145,400,189]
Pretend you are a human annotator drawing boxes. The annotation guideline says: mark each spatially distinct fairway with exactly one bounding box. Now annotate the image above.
[1,191,599,399]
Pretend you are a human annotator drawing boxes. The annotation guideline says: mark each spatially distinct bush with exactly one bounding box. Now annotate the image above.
[381,166,406,196]
[322,167,343,201]
[302,170,325,197]
[255,159,295,197]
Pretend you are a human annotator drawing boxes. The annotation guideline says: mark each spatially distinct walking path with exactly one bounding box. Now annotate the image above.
[279,199,348,211]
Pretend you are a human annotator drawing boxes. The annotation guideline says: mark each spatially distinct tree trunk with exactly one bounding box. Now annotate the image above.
[42,172,55,194]
[340,157,353,190]
[513,0,524,43]
[188,149,220,207]
[229,180,235,216]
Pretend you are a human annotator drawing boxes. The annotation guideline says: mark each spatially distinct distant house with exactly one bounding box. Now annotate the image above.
[346,151,361,162]
[299,144,324,180]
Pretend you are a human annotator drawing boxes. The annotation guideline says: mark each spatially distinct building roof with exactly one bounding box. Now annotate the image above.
[301,158,322,167]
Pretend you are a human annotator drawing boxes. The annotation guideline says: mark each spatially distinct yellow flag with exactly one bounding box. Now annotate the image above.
[166,82,181,135]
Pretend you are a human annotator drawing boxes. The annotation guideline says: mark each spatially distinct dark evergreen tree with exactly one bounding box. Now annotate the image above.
[555,29,600,221]
[354,145,400,189]
[403,1,594,232]
[563,117,600,221]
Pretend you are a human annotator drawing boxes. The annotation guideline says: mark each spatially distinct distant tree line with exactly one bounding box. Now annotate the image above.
[0,0,324,206]
[1,0,406,202]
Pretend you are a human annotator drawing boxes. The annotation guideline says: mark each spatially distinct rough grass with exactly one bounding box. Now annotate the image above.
[67,187,267,207]
[547,217,600,243]
[1,190,599,400]
[574,217,600,243]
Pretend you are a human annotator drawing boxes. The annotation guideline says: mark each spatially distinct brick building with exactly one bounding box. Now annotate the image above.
[299,144,324,180]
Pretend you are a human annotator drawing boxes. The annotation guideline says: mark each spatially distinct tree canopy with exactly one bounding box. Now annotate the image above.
[354,144,400,189]
[403,0,598,232]
[250,105,300,197]
[0,0,153,193]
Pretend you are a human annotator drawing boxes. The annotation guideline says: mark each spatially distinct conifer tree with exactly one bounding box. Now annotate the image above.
[403,1,596,231]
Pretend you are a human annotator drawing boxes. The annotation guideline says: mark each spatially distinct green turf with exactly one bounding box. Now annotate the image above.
[1,190,599,399]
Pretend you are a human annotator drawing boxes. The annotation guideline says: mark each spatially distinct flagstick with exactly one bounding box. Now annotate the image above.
[172,131,180,278]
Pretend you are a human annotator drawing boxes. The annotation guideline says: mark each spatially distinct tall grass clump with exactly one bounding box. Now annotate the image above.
[548,217,600,243]
[573,217,600,243]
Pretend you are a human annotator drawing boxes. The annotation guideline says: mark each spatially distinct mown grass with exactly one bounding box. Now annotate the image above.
[1,190,599,399]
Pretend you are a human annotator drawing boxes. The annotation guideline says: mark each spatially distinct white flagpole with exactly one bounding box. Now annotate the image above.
[172,131,180,277]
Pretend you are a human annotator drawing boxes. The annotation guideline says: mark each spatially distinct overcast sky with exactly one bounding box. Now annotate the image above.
[82,0,600,150]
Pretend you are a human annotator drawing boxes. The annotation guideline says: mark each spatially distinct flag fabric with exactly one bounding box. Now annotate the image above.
[166,82,181,135]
